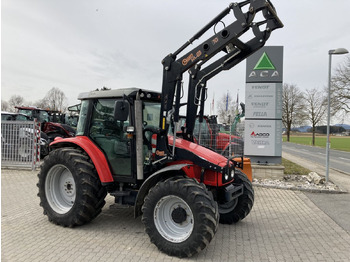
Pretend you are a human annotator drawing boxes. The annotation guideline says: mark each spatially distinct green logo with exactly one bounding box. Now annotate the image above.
[253,52,275,70]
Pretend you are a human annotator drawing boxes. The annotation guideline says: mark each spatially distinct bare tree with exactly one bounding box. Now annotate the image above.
[35,98,50,109]
[304,88,327,145]
[217,92,238,124]
[44,87,67,112]
[331,56,350,114]
[282,83,306,141]
[1,100,10,112]
[8,95,24,111]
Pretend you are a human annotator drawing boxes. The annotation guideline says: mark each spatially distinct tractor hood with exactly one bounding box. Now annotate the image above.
[168,136,229,171]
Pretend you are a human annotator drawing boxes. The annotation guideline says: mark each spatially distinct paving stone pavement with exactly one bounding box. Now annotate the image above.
[2,168,350,262]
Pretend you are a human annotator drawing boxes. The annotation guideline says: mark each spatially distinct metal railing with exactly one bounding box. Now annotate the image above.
[1,120,41,170]
[194,122,245,158]
[169,119,245,158]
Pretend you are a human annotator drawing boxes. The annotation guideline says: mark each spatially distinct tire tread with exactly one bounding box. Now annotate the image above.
[37,147,107,227]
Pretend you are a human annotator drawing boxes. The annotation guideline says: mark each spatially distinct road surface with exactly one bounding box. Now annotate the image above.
[282,142,350,233]
[282,142,350,175]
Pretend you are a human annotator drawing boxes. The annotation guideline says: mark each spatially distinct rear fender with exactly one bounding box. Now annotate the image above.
[50,137,114,183]
[134,164,189,218]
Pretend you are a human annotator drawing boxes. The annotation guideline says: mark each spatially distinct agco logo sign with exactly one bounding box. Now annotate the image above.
[250,131,270,138]
[248,52,279,78]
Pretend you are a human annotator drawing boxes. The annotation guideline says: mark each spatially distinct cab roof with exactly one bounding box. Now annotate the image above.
[78,87,161,100]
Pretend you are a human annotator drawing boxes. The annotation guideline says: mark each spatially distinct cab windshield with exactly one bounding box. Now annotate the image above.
[17,109,49,122]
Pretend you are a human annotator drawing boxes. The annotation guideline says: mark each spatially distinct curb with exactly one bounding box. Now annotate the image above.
[252,183,348,194]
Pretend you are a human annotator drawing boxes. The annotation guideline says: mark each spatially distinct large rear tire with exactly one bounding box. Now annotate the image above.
[218,170,254,224]
[142,177,219,258]
[37,147,107,227]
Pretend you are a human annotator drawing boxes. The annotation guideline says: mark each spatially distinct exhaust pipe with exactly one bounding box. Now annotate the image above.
[135,92,144,180]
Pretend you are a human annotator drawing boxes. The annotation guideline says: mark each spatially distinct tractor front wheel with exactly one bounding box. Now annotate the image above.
[37,147,107,227]
[142,177,219,258]
[218,170,254,224]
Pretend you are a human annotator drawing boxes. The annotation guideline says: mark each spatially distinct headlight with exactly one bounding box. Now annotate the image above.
[222,166,235,184]
[225,174,229,181]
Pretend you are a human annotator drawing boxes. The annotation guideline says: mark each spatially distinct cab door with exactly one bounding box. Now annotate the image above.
[89,99,132,177]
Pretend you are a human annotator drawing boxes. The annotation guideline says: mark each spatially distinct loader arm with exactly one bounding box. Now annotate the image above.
[156,0,283,161]
[184,21,275,139]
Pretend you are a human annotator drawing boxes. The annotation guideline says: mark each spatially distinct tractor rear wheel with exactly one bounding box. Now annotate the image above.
[141,177,218,258]
[218,170,254,224]
[37,147,107,227]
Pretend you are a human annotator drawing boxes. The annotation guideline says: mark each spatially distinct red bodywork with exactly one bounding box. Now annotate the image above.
[169,136,227,165]
[51,135,242,186]
[168,137,229,186]
[42,122,74,138]
[168,136,252,182]
[50,137,114,183]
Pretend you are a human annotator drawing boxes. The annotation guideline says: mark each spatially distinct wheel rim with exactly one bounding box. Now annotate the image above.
[45,164,76,214]
[154,195,194,243]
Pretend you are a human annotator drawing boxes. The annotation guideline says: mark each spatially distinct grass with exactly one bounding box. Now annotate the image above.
[282,158,311,176]
[282,135,350,152]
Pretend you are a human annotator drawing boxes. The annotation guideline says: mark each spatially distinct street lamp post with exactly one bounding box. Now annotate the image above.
[326,48,348,183]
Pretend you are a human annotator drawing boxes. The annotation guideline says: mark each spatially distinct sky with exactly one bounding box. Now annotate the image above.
[1,0,350,123]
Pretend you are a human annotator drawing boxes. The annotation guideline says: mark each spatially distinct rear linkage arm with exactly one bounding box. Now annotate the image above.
[155,0,283,162]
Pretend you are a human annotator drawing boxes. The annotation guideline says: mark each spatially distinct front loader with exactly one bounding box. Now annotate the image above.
[37,1,283,258]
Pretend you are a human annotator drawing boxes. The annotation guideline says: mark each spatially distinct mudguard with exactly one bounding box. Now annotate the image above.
[50,136,114,183]
[134,163,189,218]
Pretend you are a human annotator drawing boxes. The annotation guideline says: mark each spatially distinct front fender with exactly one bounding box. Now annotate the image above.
[134,164,188,218]
[50,136,114,183]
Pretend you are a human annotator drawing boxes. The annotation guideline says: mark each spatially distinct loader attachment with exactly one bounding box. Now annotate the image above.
[155,0,283,161]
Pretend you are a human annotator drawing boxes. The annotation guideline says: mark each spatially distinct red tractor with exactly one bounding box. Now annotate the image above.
[16,106,76,143]
[178,112,245,158]
[37,1,282,257]
[175,112,251,179]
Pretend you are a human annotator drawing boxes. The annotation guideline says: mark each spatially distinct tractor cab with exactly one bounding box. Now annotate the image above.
[75,88,162,181]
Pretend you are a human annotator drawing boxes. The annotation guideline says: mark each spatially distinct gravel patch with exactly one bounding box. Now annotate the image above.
[253,172,347,194]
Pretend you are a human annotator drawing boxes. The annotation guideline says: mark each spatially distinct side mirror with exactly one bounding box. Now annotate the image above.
[114,101,129,121]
